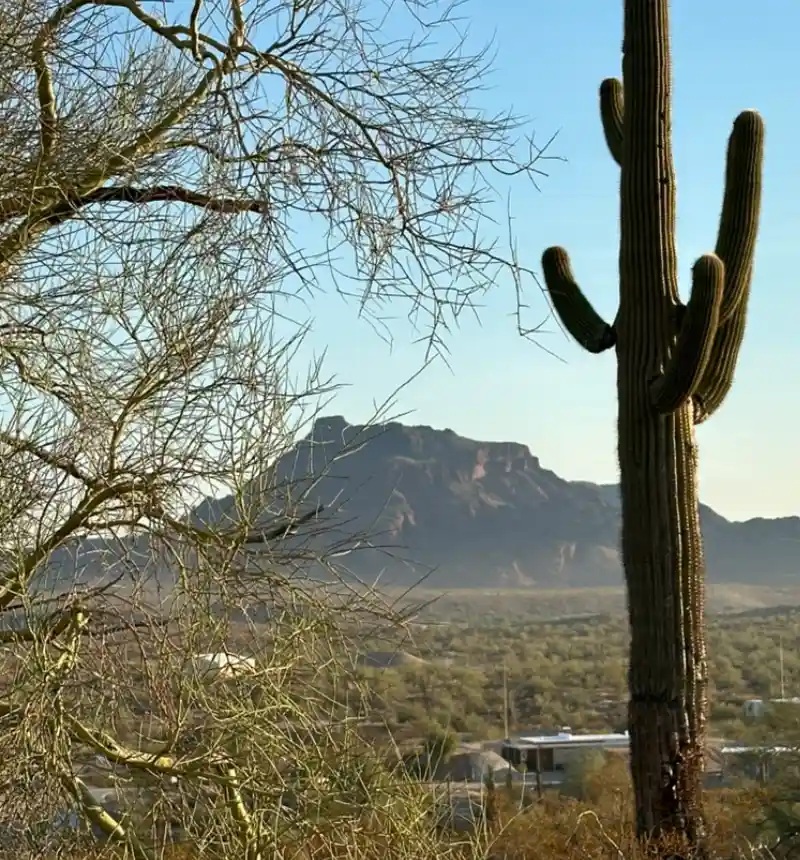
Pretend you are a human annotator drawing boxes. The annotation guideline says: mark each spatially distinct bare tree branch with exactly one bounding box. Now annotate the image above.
[0,0,554,852]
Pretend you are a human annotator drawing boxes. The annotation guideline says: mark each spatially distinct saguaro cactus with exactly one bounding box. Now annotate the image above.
[541,0,763,848]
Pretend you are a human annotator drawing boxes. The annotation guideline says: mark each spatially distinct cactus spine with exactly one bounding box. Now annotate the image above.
[542,0,763,847]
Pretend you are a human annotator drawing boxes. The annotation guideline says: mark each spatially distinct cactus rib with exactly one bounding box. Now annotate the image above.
[600,78,624,166]
[650,254,724,414]
[541,247,616,353]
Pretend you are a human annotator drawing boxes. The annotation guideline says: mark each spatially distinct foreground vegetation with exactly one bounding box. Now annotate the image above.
[26,741,795,859]
[0,0,546,853]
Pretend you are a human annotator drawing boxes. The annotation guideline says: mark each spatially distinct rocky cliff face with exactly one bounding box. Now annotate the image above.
[196,416,800,589]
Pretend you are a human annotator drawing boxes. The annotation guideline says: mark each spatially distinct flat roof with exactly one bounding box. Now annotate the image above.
[509,732,630,749]
[720,745,796,755]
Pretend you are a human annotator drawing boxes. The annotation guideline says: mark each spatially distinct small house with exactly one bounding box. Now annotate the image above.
[502,731,629,784]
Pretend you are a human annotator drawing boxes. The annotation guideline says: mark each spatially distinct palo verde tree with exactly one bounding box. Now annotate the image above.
[540,0,764,851]
[0,0,546,855]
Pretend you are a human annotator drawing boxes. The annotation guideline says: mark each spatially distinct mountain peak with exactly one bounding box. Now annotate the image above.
[306,415,541,472]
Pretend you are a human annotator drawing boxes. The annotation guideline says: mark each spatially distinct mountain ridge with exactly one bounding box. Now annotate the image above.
[21,416,799,597]
[200,415,800,589]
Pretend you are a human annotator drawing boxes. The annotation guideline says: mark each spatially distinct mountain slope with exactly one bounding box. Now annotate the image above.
[198,416,800,589]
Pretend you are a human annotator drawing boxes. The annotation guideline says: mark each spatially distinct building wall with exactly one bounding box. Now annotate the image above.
[506,744,724,790]
[552,746,606,771]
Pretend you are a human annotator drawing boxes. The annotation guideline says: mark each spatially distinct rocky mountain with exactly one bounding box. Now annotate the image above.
[195,416,800,589]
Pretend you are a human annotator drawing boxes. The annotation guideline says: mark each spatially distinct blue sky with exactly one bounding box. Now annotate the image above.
[295,0,798,522]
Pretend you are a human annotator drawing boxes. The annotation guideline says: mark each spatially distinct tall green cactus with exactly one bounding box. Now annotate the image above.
[542,1,763,847]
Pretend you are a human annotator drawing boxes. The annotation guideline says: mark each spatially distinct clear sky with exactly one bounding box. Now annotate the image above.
[295,0,798,522]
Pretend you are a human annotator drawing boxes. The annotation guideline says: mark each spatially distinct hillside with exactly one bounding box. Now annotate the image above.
[193,416,800,589]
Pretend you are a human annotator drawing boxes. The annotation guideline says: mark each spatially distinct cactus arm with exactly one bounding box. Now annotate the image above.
[692,110,764,423]
[649,254,724,414]
[600,78,624,166]
[692,302,748,424]
[713,110,765,323]
[541,246,616,354]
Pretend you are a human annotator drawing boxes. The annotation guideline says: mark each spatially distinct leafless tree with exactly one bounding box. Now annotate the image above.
[0,0,550,854]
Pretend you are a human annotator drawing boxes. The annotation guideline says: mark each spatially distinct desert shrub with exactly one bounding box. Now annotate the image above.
[559,750,613,802]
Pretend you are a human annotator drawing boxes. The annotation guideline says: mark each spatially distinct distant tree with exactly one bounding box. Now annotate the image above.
[423,727,459,766]
[560,749,609,802]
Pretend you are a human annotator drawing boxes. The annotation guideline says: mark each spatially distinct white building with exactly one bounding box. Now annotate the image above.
[501,730,629,783]
[186,651,257,682]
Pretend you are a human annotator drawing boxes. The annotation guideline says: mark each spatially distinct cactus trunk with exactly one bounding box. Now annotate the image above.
[619,405,707,842]
[541,0,763,848]
[618,0,705,842]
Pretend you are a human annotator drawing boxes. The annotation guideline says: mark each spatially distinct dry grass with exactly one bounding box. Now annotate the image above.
[37,756,773,860]
[483,788,763,860]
